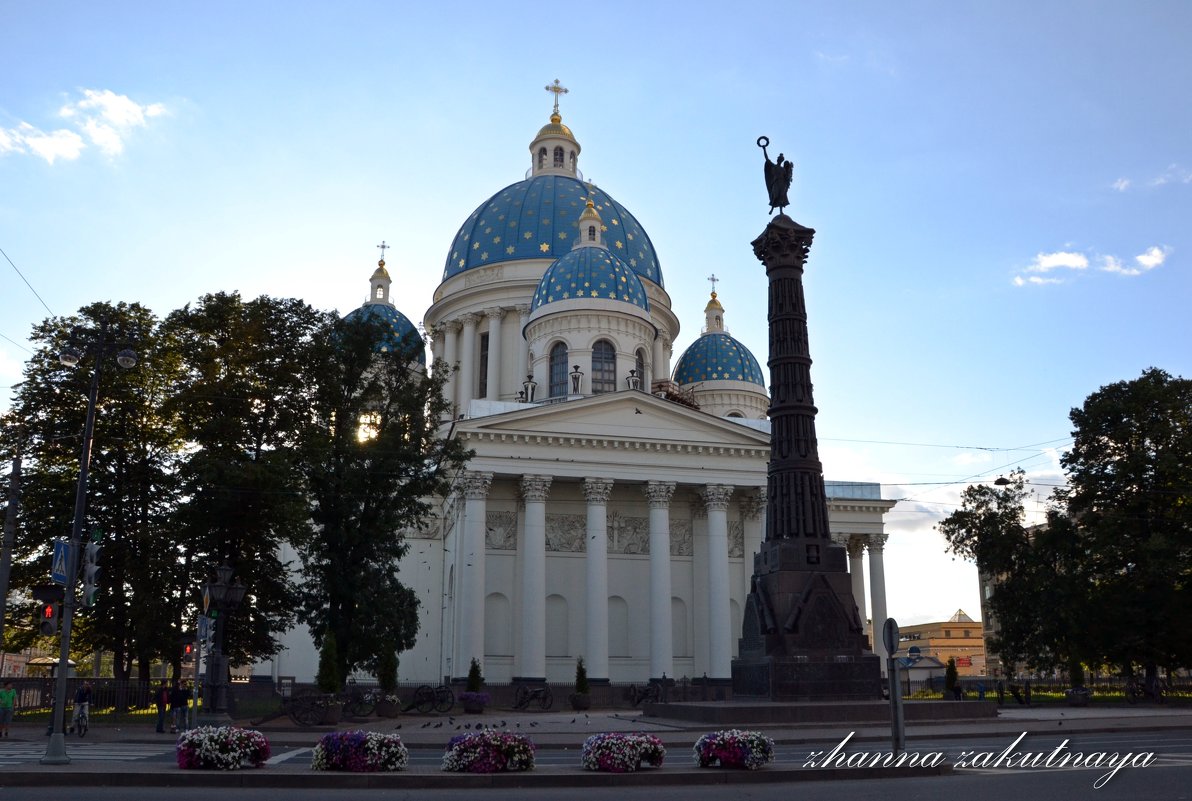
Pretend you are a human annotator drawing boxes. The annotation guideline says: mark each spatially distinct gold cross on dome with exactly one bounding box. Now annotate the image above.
[545,79,569,114]
[708,273,719,293]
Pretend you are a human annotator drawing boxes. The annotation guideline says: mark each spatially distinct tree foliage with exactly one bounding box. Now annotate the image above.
[3,290,464,683]
[938,368,1192,678]
[296,314,471,682]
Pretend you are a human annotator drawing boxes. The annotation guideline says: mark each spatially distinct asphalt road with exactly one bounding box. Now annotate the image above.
[3,729,1190,799]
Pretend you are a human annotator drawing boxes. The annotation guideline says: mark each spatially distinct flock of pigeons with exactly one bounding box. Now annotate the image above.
[393,713,592,732]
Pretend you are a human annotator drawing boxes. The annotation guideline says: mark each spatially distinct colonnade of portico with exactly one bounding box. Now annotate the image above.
[449,470,892,684]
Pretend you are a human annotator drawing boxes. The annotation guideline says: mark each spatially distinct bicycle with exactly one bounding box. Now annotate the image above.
[72,704,89,737]
[513,684,553,711]
[407,684,454,714]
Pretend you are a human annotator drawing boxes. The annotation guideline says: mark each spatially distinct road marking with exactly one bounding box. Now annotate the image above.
[266,747,311,765]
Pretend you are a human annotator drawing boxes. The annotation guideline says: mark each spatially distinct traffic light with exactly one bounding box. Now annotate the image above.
[82,540,101,607]
[38,603,58,636]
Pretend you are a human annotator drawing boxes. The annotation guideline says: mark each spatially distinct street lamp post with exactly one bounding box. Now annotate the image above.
[201,564,247,720]
[43,320,136,765]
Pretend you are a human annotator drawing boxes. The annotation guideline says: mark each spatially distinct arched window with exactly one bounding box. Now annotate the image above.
[553,146,564,167]
[549,342,569,397]
[569,150,576,170]
[591,339,616,394]
[635,349,647,388]
[537,147,547,169]
[374,286,383,299]
[587,225,596,241]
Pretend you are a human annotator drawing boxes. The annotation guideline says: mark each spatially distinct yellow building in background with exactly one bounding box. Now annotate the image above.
[898,609,986,677]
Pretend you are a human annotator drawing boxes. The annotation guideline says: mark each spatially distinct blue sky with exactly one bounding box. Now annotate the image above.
[3,1,1189,625]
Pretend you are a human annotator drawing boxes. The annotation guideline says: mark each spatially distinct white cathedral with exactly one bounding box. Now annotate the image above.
[268,92,897,686]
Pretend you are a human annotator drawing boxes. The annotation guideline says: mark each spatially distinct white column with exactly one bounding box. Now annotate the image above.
[459,471,492,679]
[515,304,530,394]
[485,307,504,400]
[660,337,672,381]
[702,484,733,680]
[644,481,676,680]
[583,477,613,681]
[518,475,551,681]
[846,535,869,642]
[690,496,709,676]
[868,533,890,674]
[739,490,765,597]
[442,321,459,415]
[457,313,478,412]
[652,337,665,389]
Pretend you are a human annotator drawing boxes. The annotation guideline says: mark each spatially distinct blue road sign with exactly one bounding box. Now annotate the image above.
[197,615,209,643]
[51,539,72,585]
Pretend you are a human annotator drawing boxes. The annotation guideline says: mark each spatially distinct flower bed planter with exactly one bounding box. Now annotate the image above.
[312,730,409,772]
[581,732,665,772]
[375,700,401,718]
[693,729,775,770]
[176,726,271,770]
[569,692,591,711]
[442,730,535,773]
[459,691,489,715]
[321,701,343,725]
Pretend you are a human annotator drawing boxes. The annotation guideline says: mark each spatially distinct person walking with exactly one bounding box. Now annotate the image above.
[154,680,170,733]
[0,680,16,738]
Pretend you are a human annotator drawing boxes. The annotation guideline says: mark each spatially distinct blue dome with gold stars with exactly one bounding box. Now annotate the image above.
[444,175,663,287]
[530,247,650,313]
[342,303,426,365]
[673,332,765,387]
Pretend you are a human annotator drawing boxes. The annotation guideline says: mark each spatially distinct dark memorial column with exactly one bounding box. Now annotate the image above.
[731,138,880,700]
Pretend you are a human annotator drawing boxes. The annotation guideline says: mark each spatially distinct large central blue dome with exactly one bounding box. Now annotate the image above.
[444,175,663,287]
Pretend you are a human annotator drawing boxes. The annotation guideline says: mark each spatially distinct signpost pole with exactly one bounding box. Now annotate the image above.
[882,618,906,754]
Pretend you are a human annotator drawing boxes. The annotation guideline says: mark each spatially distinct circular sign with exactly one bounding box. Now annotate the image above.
[882,618,900,655]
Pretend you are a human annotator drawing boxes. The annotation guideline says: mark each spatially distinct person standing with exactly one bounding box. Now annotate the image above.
[0,680,16,738]
[169,680,188,733]
[155,680,170,733]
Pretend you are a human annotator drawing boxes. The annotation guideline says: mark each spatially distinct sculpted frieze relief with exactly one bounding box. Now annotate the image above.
[546,513,586,552]
[485,510,517,550]
[669,519,693,556]
[728,520,744,558]
[608,511,649,554]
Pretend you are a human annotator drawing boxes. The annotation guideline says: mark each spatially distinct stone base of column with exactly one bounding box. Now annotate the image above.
[732,541,881,701]
[510,676,547,684]
[586,677,611,686]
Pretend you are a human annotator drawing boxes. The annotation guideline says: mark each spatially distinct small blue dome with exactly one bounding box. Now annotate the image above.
[530,248,650,314]
[342,303,426,364]
[444,175,663,287]
[673,333,765,386]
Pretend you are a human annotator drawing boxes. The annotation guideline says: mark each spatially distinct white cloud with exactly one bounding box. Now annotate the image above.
[1135,245,1169,269]
[0,88,164,164]
[952,451,993,467]
[1150,164,1192,186]
[1112,177,1131,192]
[1101,245,1169,276]
[1027,251,1089,273]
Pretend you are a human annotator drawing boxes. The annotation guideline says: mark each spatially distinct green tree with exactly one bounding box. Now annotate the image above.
[937,470,1089,674]
[296,313,470,682]
[1058,368,1192,682]
[4,303,185,684]
[163,292,326,668]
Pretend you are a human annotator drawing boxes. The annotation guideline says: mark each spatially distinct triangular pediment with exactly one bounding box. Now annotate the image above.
[457,392,770,449]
